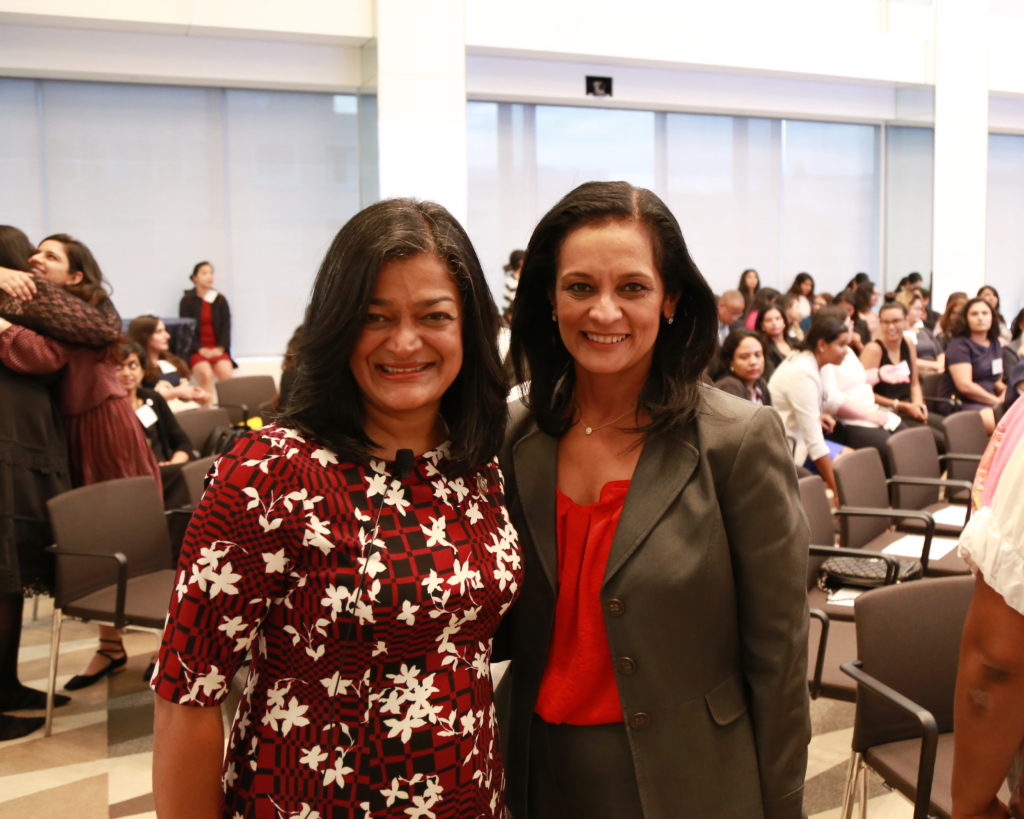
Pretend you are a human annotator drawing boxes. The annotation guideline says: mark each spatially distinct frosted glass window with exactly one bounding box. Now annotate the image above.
[780,120,881,292]
[39,81,225,318]
[885,126,933,291]
[986,134,1024,315]
[224,89,361,356]
[663,114,780,292]
[534,106,656,212]
[0,79,362,358]
[0,79,47,248]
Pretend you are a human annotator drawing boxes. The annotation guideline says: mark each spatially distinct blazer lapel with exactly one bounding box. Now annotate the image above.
[512,427,560,592]
[603,429,700,585]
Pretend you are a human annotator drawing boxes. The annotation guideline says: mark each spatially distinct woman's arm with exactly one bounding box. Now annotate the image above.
[152,698,224,818]
[0,277,120,348]
[949,362,1001,406]
[952,574,1024,819]
[0,320,68,374]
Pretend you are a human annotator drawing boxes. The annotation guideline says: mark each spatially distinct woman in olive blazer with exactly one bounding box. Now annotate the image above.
[498,181,810,819]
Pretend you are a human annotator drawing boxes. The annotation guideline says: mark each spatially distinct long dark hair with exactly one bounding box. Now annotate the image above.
[508,181,718,438]
[127,314,191,384]
[278,198,506,476]
[41,233,112,309]
[737,268,760,312]
[0,225,33,270]
[801,313,848,353]
[952,297,1001,344]
[787,272,814,299]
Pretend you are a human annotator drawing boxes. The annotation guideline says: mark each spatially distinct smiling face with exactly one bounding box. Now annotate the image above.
[149,320,171,356]
[116,351,145,394]
[29,239,83,287]
[349,253,463,427]
[553,220,676,383]
[731,336,765,385]
[879,307,905,343]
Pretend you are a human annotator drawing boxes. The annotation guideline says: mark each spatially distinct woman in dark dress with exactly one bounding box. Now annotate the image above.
[178,261,235,398]
[755,304,793,378]
[0,226,124,737]
[938,297,1005,434]
[714,329,772,405]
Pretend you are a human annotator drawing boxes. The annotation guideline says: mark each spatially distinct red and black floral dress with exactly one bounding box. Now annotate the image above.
[151,426,522,818]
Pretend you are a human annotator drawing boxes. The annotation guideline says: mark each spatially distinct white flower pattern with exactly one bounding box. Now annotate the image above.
[150,426,520,817]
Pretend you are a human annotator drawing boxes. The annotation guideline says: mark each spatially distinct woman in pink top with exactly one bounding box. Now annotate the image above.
[0,234,159,691]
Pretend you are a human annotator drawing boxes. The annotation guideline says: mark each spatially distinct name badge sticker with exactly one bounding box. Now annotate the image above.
[136,403,159,428]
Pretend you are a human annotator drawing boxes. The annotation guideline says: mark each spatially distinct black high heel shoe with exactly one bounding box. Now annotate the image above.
[64,639,127,691]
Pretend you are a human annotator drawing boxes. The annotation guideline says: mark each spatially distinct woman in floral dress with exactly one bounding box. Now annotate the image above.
[151,199,520,818]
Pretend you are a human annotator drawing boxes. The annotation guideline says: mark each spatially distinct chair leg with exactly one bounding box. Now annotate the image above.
[840,752,862,819]
[44,607,63,738]
[858,756,868,819]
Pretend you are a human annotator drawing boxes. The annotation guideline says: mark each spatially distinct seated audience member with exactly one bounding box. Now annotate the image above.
[714,329,771,405]
[737,267,760,316]
[952,398,1024,819]
[799,292,832,333]
[716,289,746,344]
[834,291,864,355]
[896,290,944,374]
[1006,307,1024,358]
[178,261,235,397]
[852,280,879,344]
[500,249,525,324]
[977,284,1011,345]
[768,312,853,500]
[780,293,806,344]
[127,314,208,408]
[815,308,898,470]
[1003,357,1024,414]
[116,342,192,507]
[919,287,941,331]
[744,287,780,330]
[935,291,968,351]
[937,296,1005,434]
[786,272,815,321]
[860,300,945,448]
[755,303,793,377]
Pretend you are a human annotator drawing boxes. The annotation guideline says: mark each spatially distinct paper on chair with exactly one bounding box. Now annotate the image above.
[882,535,961,560]
[827,588,863,606]
[929,505,969,527]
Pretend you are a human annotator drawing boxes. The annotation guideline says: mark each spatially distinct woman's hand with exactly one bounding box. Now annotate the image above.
[198,346,224,359]
[902,402,928,422]
[820,413,837,434]
[0,268,37,301]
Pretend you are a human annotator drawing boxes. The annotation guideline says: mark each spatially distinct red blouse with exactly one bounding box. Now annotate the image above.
[535,480,630,725]
[198,299,218,348]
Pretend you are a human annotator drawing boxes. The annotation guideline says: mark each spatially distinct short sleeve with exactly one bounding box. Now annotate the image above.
[150,431,303,706]
[945,338,972,367]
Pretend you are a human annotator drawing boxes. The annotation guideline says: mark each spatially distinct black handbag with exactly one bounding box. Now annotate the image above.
[817,554,923,592]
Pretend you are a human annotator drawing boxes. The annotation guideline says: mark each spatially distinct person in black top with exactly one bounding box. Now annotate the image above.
[713,329,772,405]
[116,342,192,506]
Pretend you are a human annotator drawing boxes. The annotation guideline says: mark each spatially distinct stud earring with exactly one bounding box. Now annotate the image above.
[551,311,557,322]
[665,315,674,325]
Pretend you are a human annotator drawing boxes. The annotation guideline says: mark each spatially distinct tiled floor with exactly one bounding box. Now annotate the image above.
[0,597,917,818]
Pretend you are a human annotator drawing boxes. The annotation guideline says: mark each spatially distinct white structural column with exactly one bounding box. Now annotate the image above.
[931,0,989,302]
[373,0,468,222]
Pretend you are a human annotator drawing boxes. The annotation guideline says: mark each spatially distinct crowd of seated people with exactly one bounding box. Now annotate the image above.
[714,268,1021,479]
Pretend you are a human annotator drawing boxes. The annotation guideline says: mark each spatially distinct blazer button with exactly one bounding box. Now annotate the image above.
[629,712,651,731]
[607,598,625,617]
[617,657,637,675]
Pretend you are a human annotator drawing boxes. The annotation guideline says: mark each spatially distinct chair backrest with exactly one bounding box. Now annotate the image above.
[920,371,943,400]
[885,427,941,509]
[798,475,836,587]
[180,454,217,507]
[46,476,172,607]
[175,407,232,456]
[216,375,277,424]
[851,575,973,752]
[943,411,988,487]
[833,448,891,547]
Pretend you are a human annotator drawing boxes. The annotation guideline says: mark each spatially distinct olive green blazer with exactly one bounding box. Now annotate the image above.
[496,387,811,819]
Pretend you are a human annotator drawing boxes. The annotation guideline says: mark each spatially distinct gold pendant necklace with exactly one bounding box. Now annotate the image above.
[578,405,636,436]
